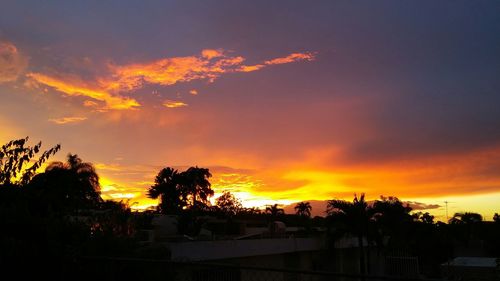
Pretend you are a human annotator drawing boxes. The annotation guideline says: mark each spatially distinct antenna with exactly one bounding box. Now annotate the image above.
[443,201,455,222]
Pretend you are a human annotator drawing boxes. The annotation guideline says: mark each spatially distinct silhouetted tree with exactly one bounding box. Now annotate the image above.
[449,212,482,224]
[413,212,435,224]
[494,213,500,223]
[27,154,101,214]
[372,196,413,247]
[0,137,60,186]
[179,166,213,210]
[93,200,134,237]
[147,167,183,214]
[239,207,262,215]
[265,204,285,219]
[449,212,483,247]
[327,194,372,278]
[294,201,312,217]
[215,191,243,216]
[148,166,214,213]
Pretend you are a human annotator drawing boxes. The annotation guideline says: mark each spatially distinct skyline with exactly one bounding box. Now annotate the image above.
[1,1,500,220]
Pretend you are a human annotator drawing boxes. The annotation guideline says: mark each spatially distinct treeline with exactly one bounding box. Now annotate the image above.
[0,138,138,264]
[1,137,500,278]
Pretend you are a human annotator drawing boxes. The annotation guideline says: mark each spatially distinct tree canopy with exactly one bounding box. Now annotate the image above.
[216,191,243,216]
[294,201,312,217]
[0,137,60,186]
[147,166,214,214]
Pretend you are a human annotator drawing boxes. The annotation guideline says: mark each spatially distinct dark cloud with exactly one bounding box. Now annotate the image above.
[405,201,441,211]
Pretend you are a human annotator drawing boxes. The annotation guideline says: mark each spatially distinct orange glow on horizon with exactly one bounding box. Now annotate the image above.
[94,143,500,220]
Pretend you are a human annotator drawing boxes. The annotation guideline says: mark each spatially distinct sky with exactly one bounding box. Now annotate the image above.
[1,1,500,220]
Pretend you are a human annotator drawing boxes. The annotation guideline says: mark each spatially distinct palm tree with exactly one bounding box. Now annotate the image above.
[28,154,101,214]
[148,166,214,213]
[327,194,371,279]
[449,212,483,224]
[147,167,183,214]
[449,212,484,248]
[265,203,285,218]
[372,196,413,246]
[294,201,312,217]
[180,166,213,209]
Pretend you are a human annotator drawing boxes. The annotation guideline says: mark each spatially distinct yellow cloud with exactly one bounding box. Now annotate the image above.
[48,116,87,124]
[26,73,140,110]
[0,41,28,83]
[163,99,188,108]
[189,89,198,95]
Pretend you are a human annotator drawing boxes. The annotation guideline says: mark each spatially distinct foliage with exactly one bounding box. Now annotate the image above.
[215,191,243,216]
[294,201,312,217]
[148,167,183,214]
[265,203,285,218]
[26,154,102,214]
[372,196,413,239]
[0,140,136,270]
[326,193,372,277]
[0,137,60,186]
[449,212,483,224]
[413,212,435,224]
[327,193,372,237]
[180,166,213,209]
[148,166,214,214]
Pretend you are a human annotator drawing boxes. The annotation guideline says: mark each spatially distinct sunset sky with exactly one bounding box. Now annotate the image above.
[1,1,500,220]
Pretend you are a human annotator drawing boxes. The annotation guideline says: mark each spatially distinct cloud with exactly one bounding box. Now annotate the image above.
[25,49,315,110]
[0,41,28,83]
[405,201,441,211]
[26,73,140,110]
[264,52,316,65]
[238,64,265,72]
[48,116,87,124]
[238,52,315,72]
[189,89,198,95]
[201,49,224,59]
[100,49,315,91]
[163,99,188,108]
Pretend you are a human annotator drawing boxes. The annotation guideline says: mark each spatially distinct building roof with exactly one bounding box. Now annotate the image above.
[444,257,498,268]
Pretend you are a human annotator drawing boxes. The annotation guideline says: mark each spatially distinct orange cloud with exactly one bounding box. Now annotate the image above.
[163,99,188,108]
[48,116,87,124]
[0,41,28,83]
[201,49,224,59]
[238,64,265,72]
[83,100,99,107]
[26,73,140,110]
[25,49,315,110]
[101,50,315,91]
[189,89,198,95]
[238,52,315,73]
[264,52,315,65]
